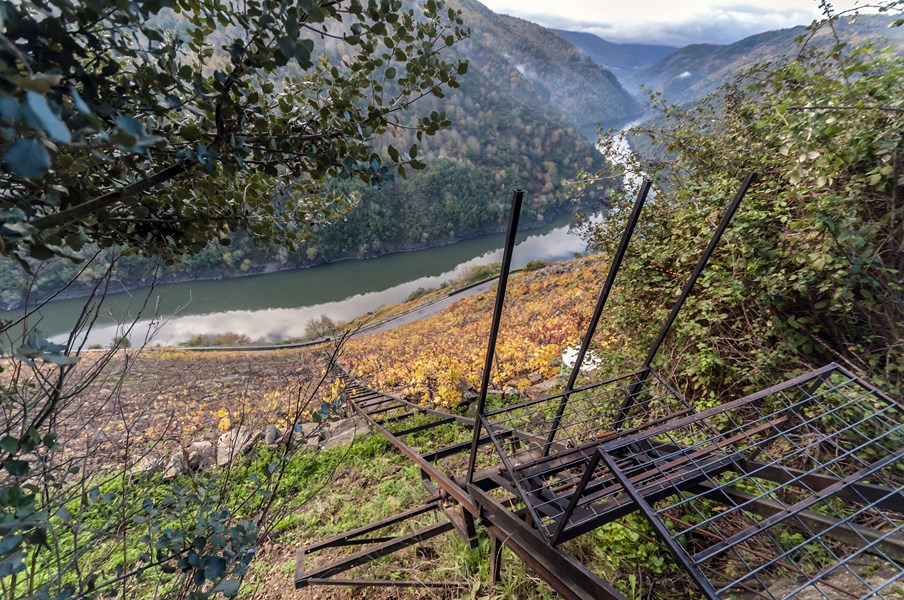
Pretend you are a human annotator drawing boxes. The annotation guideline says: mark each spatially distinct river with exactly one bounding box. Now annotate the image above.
[3,212,588,347]
[6,118,647,348]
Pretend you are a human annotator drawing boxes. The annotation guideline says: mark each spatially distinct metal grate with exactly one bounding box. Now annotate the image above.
[481,368,692,543]
[599,363,904,599]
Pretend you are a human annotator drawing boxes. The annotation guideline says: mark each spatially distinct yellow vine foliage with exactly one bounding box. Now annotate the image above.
[346,256,625,407]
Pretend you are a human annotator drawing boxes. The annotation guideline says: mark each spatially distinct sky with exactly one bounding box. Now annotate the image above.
[477,0,872,46]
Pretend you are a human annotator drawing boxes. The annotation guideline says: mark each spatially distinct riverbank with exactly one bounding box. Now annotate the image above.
[3,214,589,346]
[0,209,584,312]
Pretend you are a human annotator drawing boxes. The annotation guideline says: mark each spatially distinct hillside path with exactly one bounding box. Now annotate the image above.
[357,280,495,336]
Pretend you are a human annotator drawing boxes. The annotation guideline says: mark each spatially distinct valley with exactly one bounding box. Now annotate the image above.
[1,2,902,599]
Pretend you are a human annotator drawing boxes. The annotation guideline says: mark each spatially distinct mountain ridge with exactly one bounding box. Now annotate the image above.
[623,15,904,105]
[551,29,678,75]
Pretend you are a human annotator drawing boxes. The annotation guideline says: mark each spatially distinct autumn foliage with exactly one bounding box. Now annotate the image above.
[345,256,632,407]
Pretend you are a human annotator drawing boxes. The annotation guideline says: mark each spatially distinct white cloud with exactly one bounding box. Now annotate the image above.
[477,0,873,45]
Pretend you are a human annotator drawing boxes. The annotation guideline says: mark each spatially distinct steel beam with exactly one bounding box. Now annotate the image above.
[469,484,627,600]
[467,189,524,482]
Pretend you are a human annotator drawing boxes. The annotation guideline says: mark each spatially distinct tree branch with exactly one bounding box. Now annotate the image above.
[31,162,188,232]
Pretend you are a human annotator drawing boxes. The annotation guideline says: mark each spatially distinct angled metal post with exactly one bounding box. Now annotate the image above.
[543,180,652,455]
[617,172,757,425]
[466,189,524,483]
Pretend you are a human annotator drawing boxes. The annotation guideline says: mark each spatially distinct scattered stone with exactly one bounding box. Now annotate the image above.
[337,466,361,484]
[130,454,162,478]
[299,422,319,439]
[263,424,281,445]
[322,416,370,450]
[216,426,262,467]
[458,377,479,403]
[187,441,215,471]
[289,422,321,448]
[163,449,187,480]
[524,378,559,400]
[464,403,478,420]
[503,386,519,398]
[527,373,543,384]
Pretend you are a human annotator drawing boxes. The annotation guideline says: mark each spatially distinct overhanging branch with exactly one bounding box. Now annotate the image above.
[31,162,188,232]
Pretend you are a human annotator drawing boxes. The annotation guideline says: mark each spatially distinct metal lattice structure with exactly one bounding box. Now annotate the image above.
[294,175,904,599]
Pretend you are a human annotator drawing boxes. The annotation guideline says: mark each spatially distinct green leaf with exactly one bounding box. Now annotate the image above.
[3,73,61,93]
[0,534,23,555]
[70,89,90,114]
[212,578,241,597]
[0,435,18,453]
[295,39,314,69]
[0,551,25,577]
[26,91,72,143]
[42,353,79,366]
[278,36,295,61]
[204,555,227,580]
[3,459,29,476]
[55,506,71,524]
[4,139,51,178]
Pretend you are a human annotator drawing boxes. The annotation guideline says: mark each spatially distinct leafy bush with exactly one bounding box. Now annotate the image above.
[588,40,903,398]
[523,259,549,272]
[406,287,432,302]
[111,335,131,349]
[458,262,502,286]
[183,332,253,347]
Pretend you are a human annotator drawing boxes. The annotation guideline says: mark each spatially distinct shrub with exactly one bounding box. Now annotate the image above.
[523,259,549,271]
[587,42,903,398]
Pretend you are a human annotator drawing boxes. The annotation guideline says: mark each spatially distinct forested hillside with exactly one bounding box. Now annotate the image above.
[447,0,642,136]
[626,15,903,104]
[551,29,677,78]
[0,0,628,310]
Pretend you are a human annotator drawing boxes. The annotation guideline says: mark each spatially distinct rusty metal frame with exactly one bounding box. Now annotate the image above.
[294,177,903,599]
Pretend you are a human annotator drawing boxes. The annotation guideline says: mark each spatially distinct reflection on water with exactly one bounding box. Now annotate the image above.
[3,213,587,347]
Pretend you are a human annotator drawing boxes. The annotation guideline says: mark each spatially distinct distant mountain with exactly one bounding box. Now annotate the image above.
[625,15,904,106]
[448,0,643,136]
[551,29,678,76]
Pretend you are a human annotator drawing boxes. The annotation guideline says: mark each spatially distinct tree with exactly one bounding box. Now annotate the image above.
[0,0,468,264]
[587,15,902,400]
[0,1,469,597]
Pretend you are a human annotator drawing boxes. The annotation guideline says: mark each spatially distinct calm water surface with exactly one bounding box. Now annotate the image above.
[4,213,588,346]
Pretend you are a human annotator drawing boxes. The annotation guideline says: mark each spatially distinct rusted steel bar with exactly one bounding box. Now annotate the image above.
[483,369,647,417]
[469,484,627,600]
[659,512,858,599]
[341,371,474,425]
[421,430,510,463]
[545,179,651,454]
[305,578,470,588]
[467,189,524,483]
[352,396,476,513]
[390,415,457,437]
[641,172,756,371]
[607,363,839,453]
[551,451,602,545]
[295,520,454,587]
[598,450,722,600]
[738,459,904,512]
[299,500,441,555]
[691,483,904,564]
[617,172,757,426]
